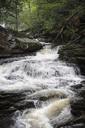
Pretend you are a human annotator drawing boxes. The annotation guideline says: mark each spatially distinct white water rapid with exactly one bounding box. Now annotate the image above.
[0,43,83,128]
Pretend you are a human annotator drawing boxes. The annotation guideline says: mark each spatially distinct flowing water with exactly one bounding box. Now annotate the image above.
[0,43,83,128]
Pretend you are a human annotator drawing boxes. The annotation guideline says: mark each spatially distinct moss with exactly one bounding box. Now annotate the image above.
[15,38,43,53]
[0,26,43,57]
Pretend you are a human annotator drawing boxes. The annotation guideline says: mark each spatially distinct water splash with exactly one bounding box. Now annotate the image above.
[0,44,83,128]
[0,45,82,92]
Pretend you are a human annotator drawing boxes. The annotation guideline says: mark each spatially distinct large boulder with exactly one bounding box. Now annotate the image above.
[0,26,43,57]
[58,43,85,75]
[15,37,43,53]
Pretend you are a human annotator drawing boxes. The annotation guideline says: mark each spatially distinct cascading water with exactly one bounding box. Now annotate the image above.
[0,43,83,128]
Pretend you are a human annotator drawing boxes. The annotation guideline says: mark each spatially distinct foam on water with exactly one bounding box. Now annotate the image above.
[0,45,82,92]
[13,98,70,128]
[0,43,83,128]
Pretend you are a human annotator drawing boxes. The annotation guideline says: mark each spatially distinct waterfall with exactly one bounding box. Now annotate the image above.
[0,44,83,128]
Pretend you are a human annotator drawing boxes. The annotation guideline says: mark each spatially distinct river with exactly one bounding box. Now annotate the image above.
[0,43,84,128]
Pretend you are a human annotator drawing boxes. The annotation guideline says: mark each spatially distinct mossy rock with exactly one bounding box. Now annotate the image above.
[15,37,43,53]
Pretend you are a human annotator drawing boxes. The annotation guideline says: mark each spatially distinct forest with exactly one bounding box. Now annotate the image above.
[0,0,85,128]
[0,0,85,73]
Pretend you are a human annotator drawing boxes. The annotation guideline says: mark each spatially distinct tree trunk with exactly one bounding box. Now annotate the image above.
[15,0,19,31]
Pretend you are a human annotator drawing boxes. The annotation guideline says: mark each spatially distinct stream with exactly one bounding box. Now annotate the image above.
[0,43,84,128]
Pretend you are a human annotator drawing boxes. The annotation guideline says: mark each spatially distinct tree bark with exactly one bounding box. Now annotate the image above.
[15,0,19,31]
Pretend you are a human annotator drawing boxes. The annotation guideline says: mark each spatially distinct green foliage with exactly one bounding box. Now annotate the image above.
[19,0,85,32]
[0,0,85,34]
[0,0,23,30]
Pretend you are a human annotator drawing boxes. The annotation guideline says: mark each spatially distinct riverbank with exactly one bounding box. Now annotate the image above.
[0,26,43,58]
[58,43,85,75]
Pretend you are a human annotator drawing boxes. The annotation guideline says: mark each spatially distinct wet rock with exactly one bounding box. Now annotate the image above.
[58,43,85,75]
[27,89,67,101]
[14,100,36,110]
[70,84,83,93]
[71,81,85,97]
[0,92,26,115]
[70,81,85,118]
[71,99,85,115]
[59,123,85,128]
[15,37,43,53]
[0,116,15,128]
